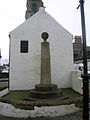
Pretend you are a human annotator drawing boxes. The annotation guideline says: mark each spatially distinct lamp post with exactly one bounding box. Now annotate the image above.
[78,0,89,119]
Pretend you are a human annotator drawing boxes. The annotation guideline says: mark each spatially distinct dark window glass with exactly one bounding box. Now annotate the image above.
[20,41,28,53]
[32,3,37,12]
[87,51,90,56]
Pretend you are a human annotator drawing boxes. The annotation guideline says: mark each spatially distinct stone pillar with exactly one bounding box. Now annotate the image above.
[41,32,51,84]
[29,32,62,99]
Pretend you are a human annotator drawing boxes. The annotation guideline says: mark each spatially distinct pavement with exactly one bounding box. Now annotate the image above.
[0,110,82,120]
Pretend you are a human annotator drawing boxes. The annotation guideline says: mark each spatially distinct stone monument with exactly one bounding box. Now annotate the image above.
[41,32,51,84]
[30,32,62,99]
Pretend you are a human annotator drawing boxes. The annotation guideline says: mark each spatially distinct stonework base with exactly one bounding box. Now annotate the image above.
[29,84,63,99]
[35,84,57,92]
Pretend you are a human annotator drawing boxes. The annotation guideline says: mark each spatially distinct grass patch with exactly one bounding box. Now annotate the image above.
[0,88,83,110]
[2,90,30,100]
[62,88,82,98]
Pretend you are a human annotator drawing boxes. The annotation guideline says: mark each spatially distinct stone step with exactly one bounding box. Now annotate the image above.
[35,84,57,92]
[30,88,62,99]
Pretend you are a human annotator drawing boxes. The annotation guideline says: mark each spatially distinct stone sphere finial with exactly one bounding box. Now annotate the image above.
[41,32,49,42]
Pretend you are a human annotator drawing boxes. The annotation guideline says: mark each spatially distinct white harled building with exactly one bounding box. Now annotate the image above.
[9,0,73,90]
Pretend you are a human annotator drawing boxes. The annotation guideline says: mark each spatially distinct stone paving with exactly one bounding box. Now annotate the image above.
[0,110,82,120]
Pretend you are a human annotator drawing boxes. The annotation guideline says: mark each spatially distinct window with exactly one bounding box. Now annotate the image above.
[20,41,28,53]
[32,3,37,12]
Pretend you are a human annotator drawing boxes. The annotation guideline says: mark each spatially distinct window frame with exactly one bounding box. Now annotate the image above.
[20,40,29,53]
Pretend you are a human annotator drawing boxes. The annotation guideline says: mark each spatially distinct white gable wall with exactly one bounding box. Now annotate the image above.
[9,8,73,90]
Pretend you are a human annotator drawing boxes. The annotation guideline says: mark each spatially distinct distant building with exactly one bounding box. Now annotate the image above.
[0,49,2,59]
[87,46,90,59]
[25,0,43,19]
[73,36,83,62]
[73,36,90,62]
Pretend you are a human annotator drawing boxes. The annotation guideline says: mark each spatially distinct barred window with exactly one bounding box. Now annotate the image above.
[20,41,28,53]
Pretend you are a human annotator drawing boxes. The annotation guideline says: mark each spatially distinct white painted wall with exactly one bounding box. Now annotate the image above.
[9,7,73,90]
[88,61,90,70]
[71,70,83,94]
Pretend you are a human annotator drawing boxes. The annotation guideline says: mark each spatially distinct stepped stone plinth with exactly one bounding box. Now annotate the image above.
[30,84,62,99]
[35,84,57,92]
[29,32,62,99]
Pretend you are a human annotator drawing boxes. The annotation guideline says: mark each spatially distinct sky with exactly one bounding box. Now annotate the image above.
[0,0,90,59]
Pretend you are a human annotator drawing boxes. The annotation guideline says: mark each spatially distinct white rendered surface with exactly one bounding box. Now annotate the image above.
[9,7,73,90]
[0,102,79,118]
